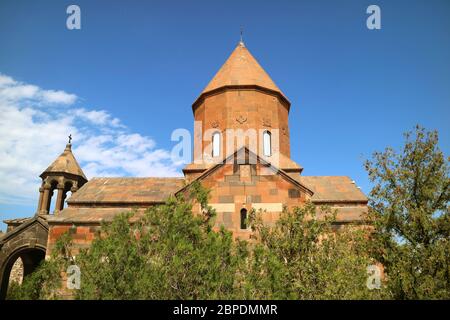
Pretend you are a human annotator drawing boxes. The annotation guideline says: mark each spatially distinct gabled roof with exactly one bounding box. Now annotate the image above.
[0,216,48,245]
[194,42,289,107]
[3,217,31,225]
[296,176,368,203]
[177,147,313,196]
[40,143,87,180]
[67,177,185,206]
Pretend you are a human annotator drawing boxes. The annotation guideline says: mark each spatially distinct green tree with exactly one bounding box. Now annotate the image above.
[71,181,246,299]
[241,203,387,299]
[365,125,450,299]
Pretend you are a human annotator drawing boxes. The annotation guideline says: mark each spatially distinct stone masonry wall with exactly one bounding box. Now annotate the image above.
[8,258,23,285]
[191,161,309,240]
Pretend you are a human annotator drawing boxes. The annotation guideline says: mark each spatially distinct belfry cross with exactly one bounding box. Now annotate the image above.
[68,134,72,144]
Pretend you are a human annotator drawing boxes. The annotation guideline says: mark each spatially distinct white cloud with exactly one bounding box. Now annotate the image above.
[40,89,77,105]
[0,73,183,206]
[0,75,77,105]
[0,74,17,86]
[72,108,123,127]
[0,84,39,101]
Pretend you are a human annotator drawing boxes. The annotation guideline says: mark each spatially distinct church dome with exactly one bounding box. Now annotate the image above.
[193,42,289,109]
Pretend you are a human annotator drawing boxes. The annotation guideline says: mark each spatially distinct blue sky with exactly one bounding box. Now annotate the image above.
[0,0,449,231]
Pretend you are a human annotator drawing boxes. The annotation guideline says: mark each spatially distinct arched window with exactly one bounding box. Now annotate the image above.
[263,130,272,157]
[212,132,221,157]
[240,208,248,229]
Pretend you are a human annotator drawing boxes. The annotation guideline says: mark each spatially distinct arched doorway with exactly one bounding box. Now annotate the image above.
[0,247,46,299]
[0,216,48,300]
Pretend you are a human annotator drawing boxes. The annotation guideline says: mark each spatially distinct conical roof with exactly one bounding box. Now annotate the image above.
[199,42,288,100]
[40,143,87,180]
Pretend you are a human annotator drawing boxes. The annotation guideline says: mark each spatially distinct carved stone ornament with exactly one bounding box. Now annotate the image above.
[236,115,247,124]
[262,118,272,127]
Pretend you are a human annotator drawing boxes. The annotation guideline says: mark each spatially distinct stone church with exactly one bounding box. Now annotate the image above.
[0,41,367,298]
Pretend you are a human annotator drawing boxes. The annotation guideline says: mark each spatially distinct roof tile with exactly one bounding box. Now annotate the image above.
[200,43,287,100]
[297,176,368,203]
[67,177,185,204]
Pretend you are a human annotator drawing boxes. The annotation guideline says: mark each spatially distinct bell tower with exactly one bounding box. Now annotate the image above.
[36,137,87,215]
